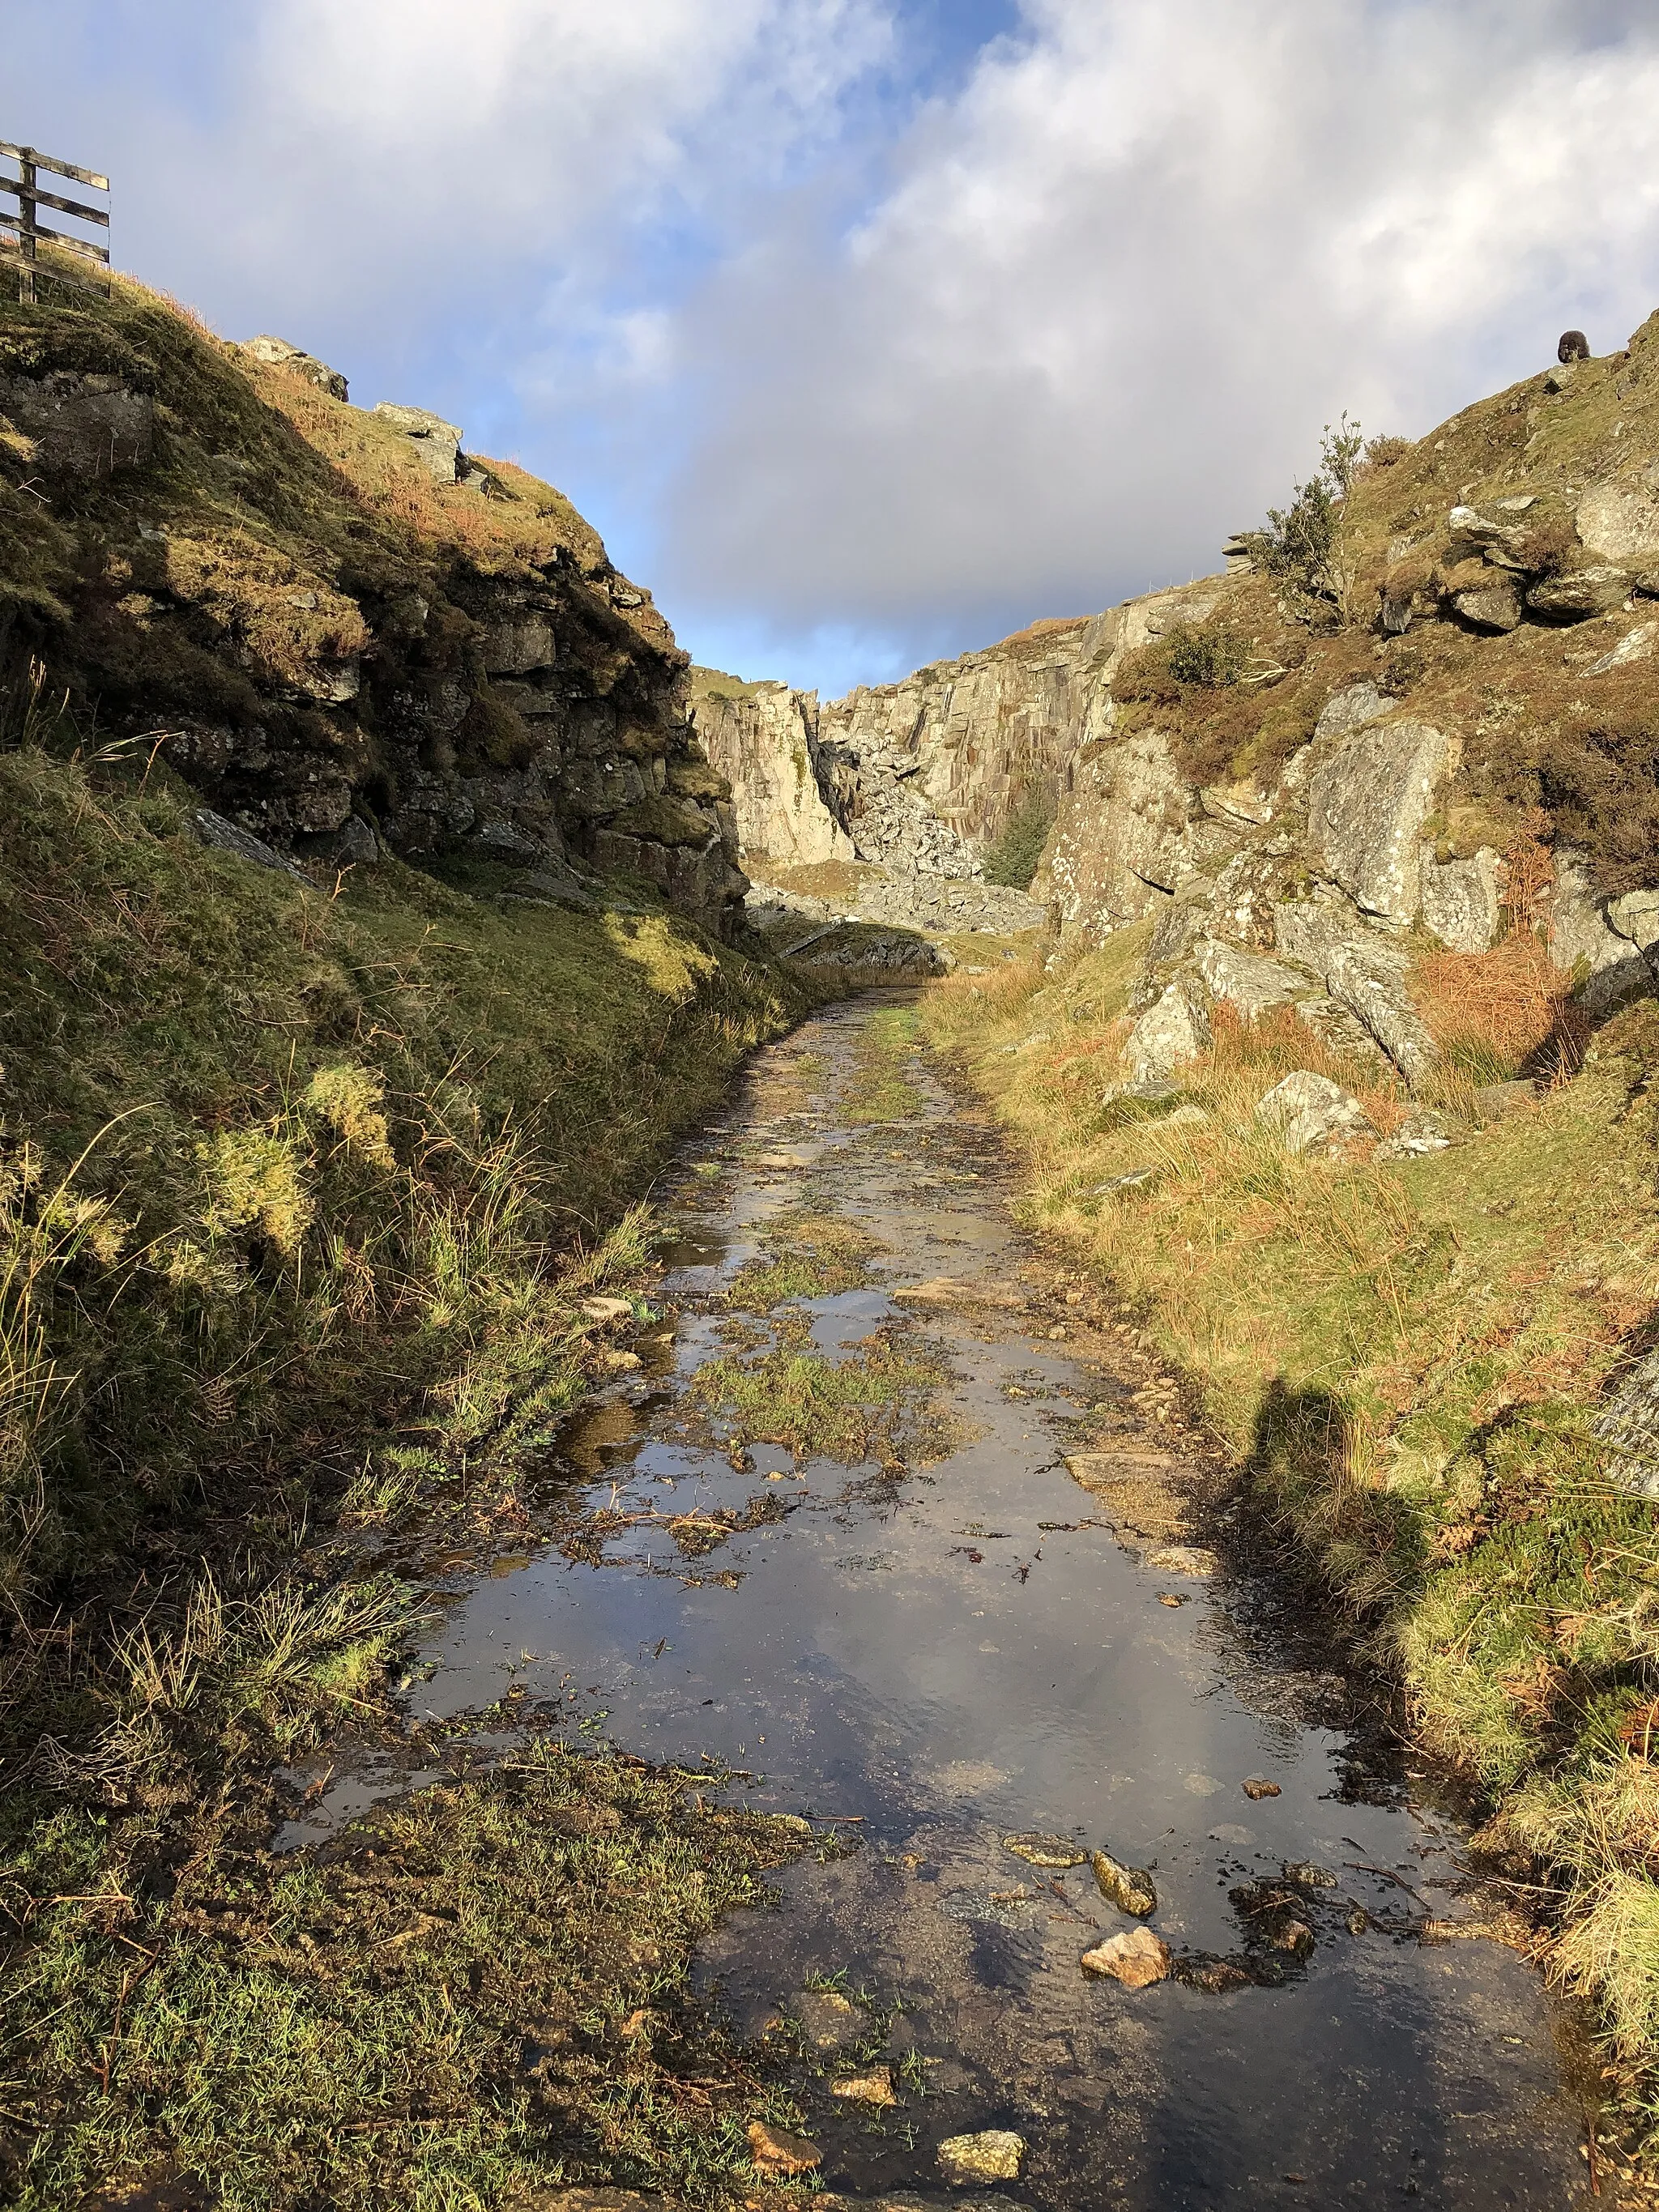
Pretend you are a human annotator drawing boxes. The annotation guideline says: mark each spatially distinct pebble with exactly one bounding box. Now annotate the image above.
[581,1296,634,1322]
[1272,1917,1316,1957]
[746,2120,822,2177]
[791,1988,867,2049]
[1091,1848,1157,1916]
[1001,1831,1086,1868]
[1282,1860,1337,1889]
[936,2129,1027,2184]
[1242,1778,1282,1801]
[832,2065,898,2108]
[1081,1926,1172,1988]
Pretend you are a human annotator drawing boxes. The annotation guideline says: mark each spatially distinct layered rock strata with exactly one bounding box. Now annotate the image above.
[0,302,745,935]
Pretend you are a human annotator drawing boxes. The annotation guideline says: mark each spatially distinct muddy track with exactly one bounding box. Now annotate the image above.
[302,995,1597,2210]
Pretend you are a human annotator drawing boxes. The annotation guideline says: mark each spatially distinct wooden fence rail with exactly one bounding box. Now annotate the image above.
[0,140,111,305]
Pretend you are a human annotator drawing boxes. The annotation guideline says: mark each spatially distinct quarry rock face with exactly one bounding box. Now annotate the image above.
[0,313,747,937]
[689,680,852,868]
[1305,715,1450,923]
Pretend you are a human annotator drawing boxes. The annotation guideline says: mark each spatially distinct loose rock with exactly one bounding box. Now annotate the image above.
[1091,1849,1158,1916]
[1001,1831,1086,1868]
[791,1988,868,2049]
[1177,1954,1252,1993]
[1081,1926,1172,1987]
[1282,1860,1338,1888]
[1526,567,1630,621]
[1241,1778,1282,1801]
[1254,1070,1375,1156]
[1375,1108,1459,1161]
[833,2065,898,2108]
[747,2120,822,2178]
[936,2130,1027,2184]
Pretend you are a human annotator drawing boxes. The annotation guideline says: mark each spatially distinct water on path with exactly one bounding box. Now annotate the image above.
[380,999,1589,2207]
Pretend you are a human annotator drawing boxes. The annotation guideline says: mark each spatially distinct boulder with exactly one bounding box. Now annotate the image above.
[1125,980,1212,1080]
[936,2132,1026,2184]
[1446,506,1531,571]
[1576,482,1659,565]
[1585,620,1659,674]
[1273,897,1437,1085]
[1607,888,1659,962]
[1548,850,1653,1013]
[1450,582,1523,633]
[1526,568,1630,621]
[245,334,348,401]
[1421,849,1503,952]
[1375,1109,1459,1161]
[1313,682,1392,742]
[373,401,463,482]
[1596,1345,1659,1497]
[190,807,313,887]
[1254,1071,1375,1154]
[1194,939,1305,1018]
[0,369,154,477]
[1306,717,1449,923]
[1081,1927,1172,1988]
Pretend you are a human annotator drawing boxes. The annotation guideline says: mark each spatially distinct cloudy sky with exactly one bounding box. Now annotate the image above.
[11,1,1659,693]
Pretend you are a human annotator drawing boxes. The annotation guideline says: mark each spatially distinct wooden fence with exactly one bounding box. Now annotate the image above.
[0,140,110,305]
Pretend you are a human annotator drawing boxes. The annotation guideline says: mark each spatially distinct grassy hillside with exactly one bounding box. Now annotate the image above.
[0,721,814,2205]
[925,315,1659,2148]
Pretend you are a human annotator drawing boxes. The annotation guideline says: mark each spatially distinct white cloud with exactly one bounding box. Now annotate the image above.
[658,0,1659,671]
[14,0,1659,689]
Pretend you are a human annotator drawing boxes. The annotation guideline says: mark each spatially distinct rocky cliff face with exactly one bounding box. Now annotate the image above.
[0,287,745,935]
[692,618,1123,940]
[817,615,1113,854]
[1026,309,1659,1092]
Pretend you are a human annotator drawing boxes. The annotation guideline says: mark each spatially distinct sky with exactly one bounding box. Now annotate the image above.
[9,0,1659,696]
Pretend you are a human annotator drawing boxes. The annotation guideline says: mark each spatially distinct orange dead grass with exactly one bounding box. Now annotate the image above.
[1412,831,1589,1091]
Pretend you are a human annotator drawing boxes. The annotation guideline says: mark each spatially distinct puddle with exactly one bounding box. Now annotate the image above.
[344,999,1593,2205]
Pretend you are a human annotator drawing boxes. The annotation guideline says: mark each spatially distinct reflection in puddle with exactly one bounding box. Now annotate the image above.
[404,1003,1583,2207]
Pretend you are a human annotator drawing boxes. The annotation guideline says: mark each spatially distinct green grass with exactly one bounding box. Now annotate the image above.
[2,1742,817,2211]
[691,1313,946,1467]
[724,1208,881,1314]
[0,735,815,2203]
[922,949,1659,2133]
[842,1005,924,1124]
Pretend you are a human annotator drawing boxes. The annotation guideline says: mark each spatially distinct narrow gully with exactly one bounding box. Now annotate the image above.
[301,995,1593,2209]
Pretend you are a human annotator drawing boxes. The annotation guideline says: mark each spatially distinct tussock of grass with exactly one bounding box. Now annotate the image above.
[724,1208,881,1313]
[923,944,1659,2103]
[691,1314,945,1466]
[843,1004,925,1124]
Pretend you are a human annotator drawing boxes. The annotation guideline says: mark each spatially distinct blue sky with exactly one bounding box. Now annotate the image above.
[10,1,1659,697]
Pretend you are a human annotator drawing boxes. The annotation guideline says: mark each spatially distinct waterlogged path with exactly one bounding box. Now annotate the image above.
[422,999,1585,2207]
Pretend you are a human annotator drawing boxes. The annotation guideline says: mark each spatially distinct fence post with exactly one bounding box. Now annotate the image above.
[17,146,36,305]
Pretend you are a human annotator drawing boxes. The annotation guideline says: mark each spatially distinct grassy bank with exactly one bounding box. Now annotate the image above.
[0,735,817,2204]
[921,931,1659,2124]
